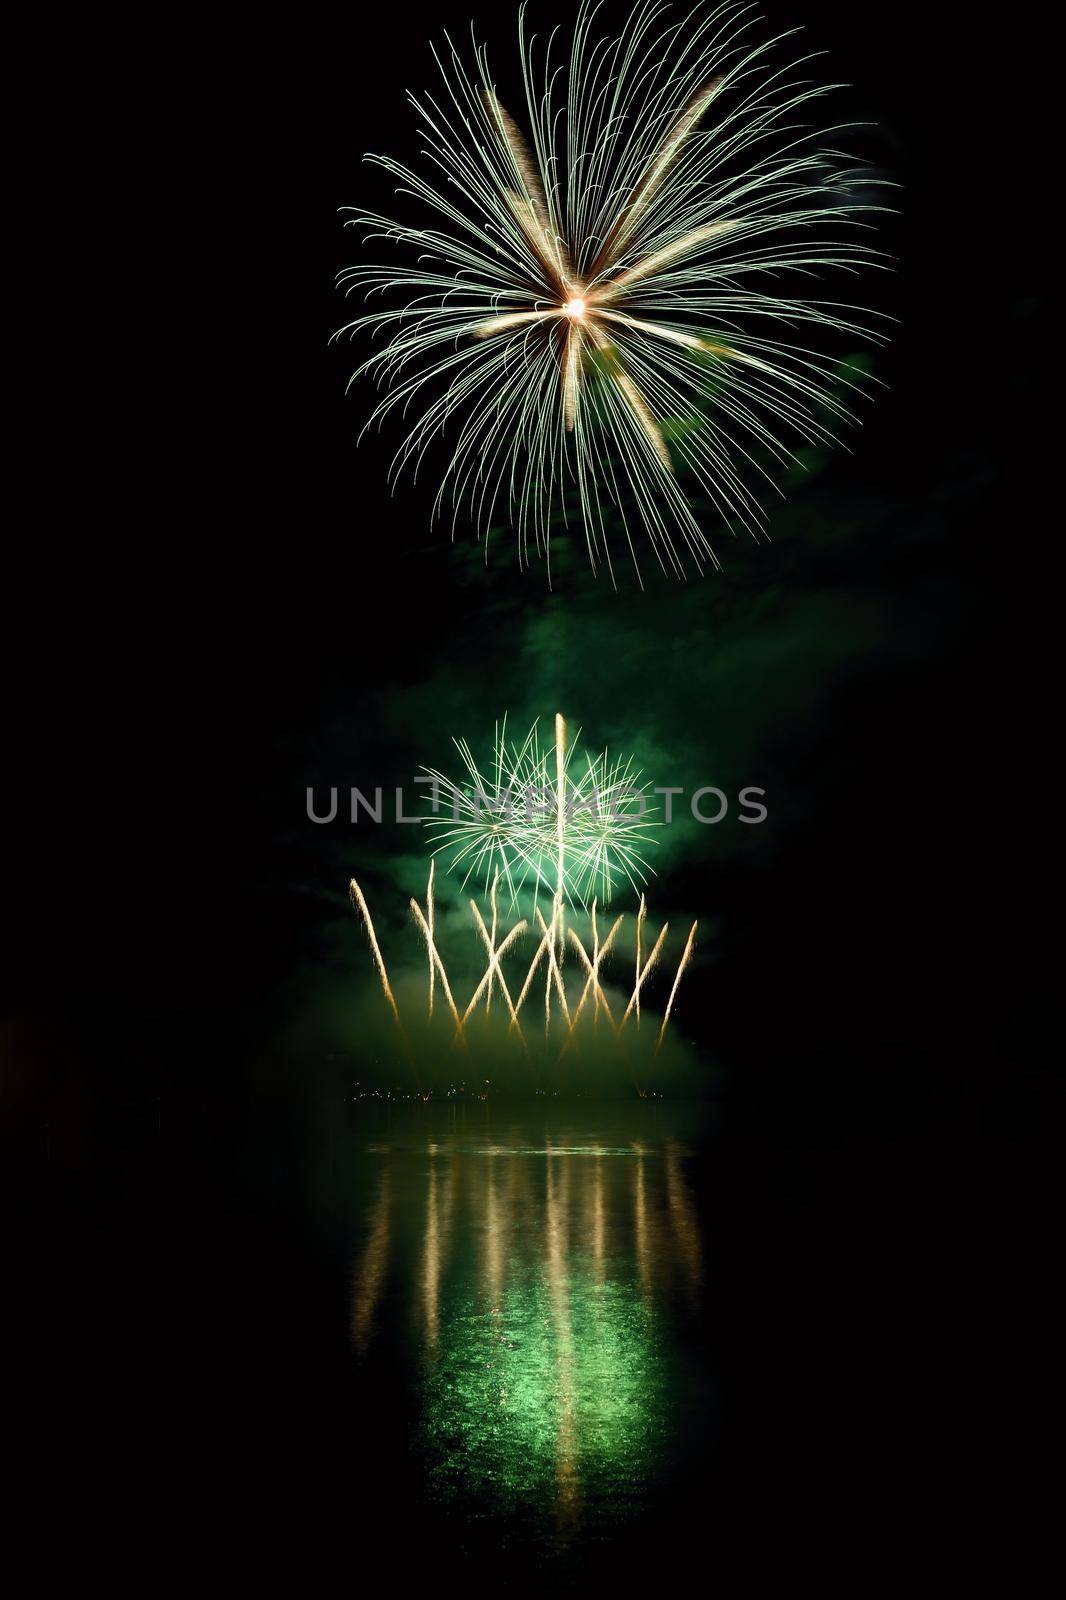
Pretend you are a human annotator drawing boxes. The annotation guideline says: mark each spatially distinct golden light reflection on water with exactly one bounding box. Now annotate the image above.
[421,1153,456,1350]
[546,1143,580,1527]
[351,1169,390,1356]
[350,1124,706,1541]
[666,1138,703,1301]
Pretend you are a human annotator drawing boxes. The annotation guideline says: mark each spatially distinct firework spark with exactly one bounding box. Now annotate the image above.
[656,918,698,1050]
[338,0,886,580]
[461,913,528,1024]
[426,857,436,1017]
[409,896,466,1039]
[635,892,647,1026]
[350,873,698,1062]
[622,918,670,1028]
[535,905,572,1028]
[512,912,556,1025]
[350,878,403,1029]
[421,714,659,909]
[470,897,527,1035]
[566,911,624,1033]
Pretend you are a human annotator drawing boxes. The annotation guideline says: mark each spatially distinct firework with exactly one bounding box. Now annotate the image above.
[470,896,526,1034]
[635,892,647,1026]
[349,871,700,1065]
[426,857,436,1016]
[420,717,555,905]
[621,918,670,1028]
[566,909,624,1033]
[512,912,557,1025]
[461,913,528,1024]
[564,745,660,905]
[350,878,403,1028]
[337,0,886,580]
[409,897,466,1037]
[656,918,698,1050]
[421,714,659,909]
[535,905,572,1027]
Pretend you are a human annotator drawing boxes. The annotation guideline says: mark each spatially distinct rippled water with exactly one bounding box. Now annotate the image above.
[346,1105,716,1570]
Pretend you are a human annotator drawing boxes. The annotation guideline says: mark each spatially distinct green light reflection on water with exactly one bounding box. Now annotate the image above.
[350,1118,706,1551]
[422,1270,665,1517]
[407,1142,699,1533]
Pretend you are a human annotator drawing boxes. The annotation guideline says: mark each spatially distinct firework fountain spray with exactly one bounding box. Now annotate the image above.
[345,713,702,1071]
[349,878,402,1029]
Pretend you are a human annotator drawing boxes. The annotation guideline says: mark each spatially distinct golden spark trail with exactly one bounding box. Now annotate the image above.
[566,926,619,1031]
[535,906,571,1028]
[558,922,621,1061]
[586,322,672,473]
[586,77,726,279]
[591,221,738,301]
[562,324,582,432]
[349,872,702,1066]
[547,711,567,1022]
[512,917,554,1026]
[566,915,624,1034]
[656,921,698,1052]
[486,869,499,1013]
[426,859,435,1018]
[349,879,403,1030]
[484,84,572,293]
[591,900,603,1024]
[622,921,669,1029]
[472,309,554,339]
[409,899,466,1041]
[461,915,527,1027]
[469,902,526,1041]
[635,893,646,1027]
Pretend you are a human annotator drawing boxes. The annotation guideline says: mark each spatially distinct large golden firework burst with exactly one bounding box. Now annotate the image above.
[338,0,887,581]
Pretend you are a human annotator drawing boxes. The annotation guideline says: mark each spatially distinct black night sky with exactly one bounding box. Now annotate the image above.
[4,1,1048,1584]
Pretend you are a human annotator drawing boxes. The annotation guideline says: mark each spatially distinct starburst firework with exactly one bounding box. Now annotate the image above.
[337,0,887,580]
[420,715,659,908]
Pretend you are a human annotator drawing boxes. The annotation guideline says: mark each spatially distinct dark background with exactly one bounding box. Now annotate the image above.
[4,0,1048,1581]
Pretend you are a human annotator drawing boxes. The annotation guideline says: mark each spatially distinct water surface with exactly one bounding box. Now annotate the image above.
[344,1104,717,1572]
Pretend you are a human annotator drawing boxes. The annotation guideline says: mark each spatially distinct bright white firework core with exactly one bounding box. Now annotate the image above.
[563,297,586,319]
